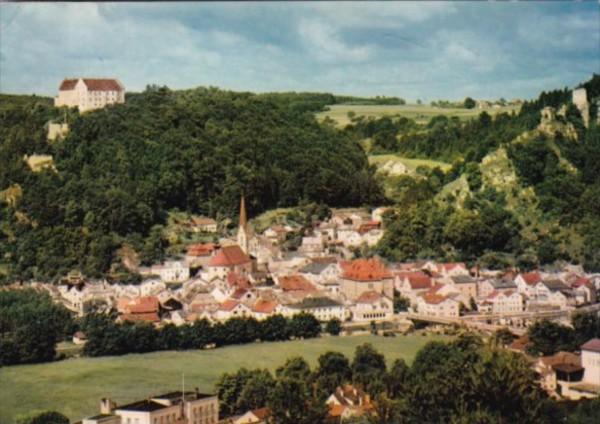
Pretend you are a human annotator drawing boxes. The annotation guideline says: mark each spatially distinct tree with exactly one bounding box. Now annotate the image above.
[491,328,515,348]
[276,356,311,381]
[352,343,387,394]
[527,320,577,356]
[464,97,476,109]
[393,290,410,313]
[236,369,275,413]
[571,312,600,346]
[386,358,411,398]
[325,318,342,336]
[15,411,69,424]
[288,313,321,339]
[314,351,352,394]
[268,378,328,424]
[260,314,291,341]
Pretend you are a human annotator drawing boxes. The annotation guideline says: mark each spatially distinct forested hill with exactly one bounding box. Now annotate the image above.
[0,87,383,281]
[371,75,600,272]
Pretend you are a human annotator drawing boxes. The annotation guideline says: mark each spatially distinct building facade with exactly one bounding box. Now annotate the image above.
[55,78,125,112]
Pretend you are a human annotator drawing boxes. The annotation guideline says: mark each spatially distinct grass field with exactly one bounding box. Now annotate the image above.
[369,154,451,172]
[316,104,519,127]
[0,334,450,422]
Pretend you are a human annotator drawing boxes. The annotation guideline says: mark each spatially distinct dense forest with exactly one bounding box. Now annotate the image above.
[0,88,383,281]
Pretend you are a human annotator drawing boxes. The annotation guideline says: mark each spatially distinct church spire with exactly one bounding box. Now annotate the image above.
[239,194,247,230]
[237,193,250,254]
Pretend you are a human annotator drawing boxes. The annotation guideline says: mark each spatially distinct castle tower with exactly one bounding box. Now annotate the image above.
[237,194,249,254]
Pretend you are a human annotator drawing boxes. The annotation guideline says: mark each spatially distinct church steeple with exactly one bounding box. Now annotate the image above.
[237,193,249,254]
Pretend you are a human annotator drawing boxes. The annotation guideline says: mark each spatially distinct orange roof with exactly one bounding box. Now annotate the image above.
[438,262,467,272]
[127,296,159,314]
[357,221,380,234]
[251,407,270,420]
[278,275,316,292]
[219,299,240,311]
[231,288,249,300]
[227,271,251,289]
[520,271,542,285]
[253,299,278,314]
[356,291,383,304]
[329,404,346,418]
[187,243,217,257]
[208,245,250,267]
[342,258,391,282]
[396,271,431,289]
[59,79,78,90]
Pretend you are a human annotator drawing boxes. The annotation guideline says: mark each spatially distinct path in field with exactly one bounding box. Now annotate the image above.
[0,334,449,422]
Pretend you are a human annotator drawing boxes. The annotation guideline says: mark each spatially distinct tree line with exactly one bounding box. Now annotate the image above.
[214,335,600,423]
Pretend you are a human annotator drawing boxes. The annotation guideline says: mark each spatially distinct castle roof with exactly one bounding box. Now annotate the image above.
[59,78,123,92]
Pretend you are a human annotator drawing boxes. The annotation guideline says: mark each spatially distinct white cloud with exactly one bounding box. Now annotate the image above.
[298,19,373,63]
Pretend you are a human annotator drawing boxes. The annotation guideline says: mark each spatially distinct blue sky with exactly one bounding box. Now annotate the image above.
[1,1,598,101]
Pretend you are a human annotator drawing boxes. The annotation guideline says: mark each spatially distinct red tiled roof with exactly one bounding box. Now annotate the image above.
[231,288,249,300]
[59,78,123,92]
[127,296,159,314]
[227,271,251,289]
[396,271,431,289]
[572,277,592,288]
[59,79,78,90]
[356,291,383,304]
[208,245,250,267]
[520,271,542,285]
[83,78,122,91]
[581,338,600,353]
[329,404,346,418]
[357,221,380,234]
[251,407,270,420]
[342,258,391,282]
[278,275,316,292]
[187,243,216,257]
[252,299,278,314]
[219,299,240,311]
[421,293,450,305]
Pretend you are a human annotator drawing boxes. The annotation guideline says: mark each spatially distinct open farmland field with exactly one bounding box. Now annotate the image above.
[0,334,450,422]
[316,104,519,127]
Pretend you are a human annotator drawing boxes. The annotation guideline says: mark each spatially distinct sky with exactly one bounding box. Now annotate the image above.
[0,1,599,101]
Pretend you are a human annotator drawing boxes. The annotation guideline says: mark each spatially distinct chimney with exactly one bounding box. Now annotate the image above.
[100,398,116,414]
[195,387,200,399]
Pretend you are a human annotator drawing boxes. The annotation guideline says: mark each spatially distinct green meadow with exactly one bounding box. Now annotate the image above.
[0,334,450,423]
[317,104,519,127]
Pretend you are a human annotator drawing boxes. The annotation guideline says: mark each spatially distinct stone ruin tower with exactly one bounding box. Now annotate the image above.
[572,88,590,128]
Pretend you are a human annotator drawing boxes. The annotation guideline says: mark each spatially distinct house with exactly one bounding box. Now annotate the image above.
[534,280,574,309]
[186,243,217,268]
[351,291,393,322]
[117,296,161,324]
[55,78,125,112]
[449,275,478,300]
[82,390,219,424]
[298,235,325,257]
[284,296,346,321]
[233,407,270,424]
[252,299,280,320]
[481,290,524,315]
[433,262,469,278]
[215,299,253,321]
[191,216,218,233]
[515,271,543,296]
[277,275,317,293]
[339,258,394,301]
[572,277,597,305]
[566,339,600,399]
[533,351,583,394]
[326,385,373,422]
[371,207,392,223]
[263,225,290,244]
[298,261,340,286]
[150,260,190,283]
[416,291,460,318]
[477,278,517,299]
[206,245,252,280]
[24,154,55,175]
[395,271,432,307]
[47,122,69,142]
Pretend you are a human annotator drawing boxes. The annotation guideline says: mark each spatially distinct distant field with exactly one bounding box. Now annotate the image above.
[369,154,451,172]
[317,104,519,127]
[0,334,450,422]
